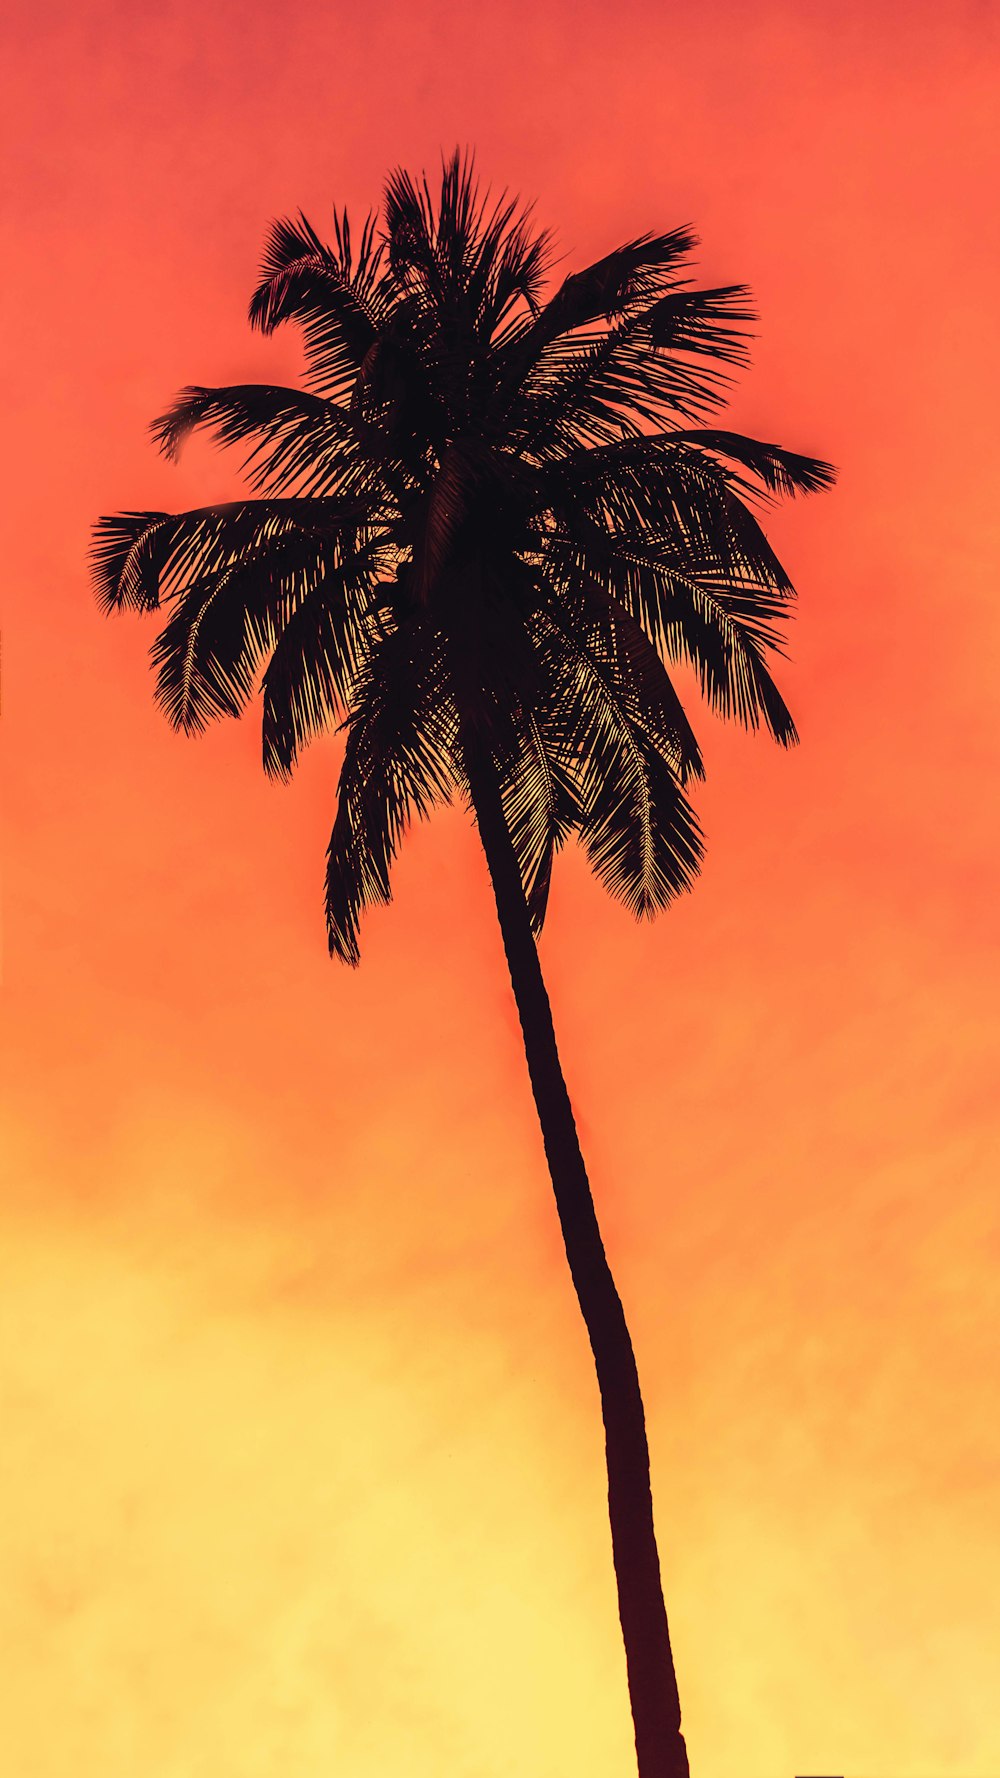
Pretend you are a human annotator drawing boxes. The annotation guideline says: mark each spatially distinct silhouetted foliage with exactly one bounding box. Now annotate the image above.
[94,150,832,961]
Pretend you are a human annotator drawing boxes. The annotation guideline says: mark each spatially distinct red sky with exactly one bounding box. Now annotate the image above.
[2,3,998,1775]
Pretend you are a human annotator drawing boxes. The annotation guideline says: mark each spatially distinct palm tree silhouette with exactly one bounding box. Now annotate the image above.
[93,152,833,1778]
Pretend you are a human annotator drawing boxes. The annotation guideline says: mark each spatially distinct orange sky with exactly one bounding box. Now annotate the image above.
[2,3,999,1775]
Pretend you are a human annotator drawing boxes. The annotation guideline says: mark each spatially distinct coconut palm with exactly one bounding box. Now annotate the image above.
[92,151,833,1778]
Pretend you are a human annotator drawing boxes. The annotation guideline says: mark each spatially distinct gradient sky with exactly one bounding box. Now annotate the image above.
[2,3,998,1775]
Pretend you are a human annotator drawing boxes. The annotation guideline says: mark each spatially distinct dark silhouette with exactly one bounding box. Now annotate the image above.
[92,152,833,1778]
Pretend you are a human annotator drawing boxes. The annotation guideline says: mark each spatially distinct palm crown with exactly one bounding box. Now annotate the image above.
[92,152,834,963]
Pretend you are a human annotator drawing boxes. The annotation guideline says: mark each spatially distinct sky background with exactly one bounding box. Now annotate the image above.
[2,2,998,1775]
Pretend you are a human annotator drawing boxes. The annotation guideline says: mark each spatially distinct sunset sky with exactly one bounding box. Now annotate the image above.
[2,2,998,1775]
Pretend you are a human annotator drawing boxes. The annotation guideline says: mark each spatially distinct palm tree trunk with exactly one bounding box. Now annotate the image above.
[462,738,690,1778]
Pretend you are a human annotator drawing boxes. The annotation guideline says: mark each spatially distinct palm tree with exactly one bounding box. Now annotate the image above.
[92,152,833,1778]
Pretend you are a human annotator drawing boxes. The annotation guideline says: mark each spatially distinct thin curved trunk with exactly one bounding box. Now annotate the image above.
[463,737,690,1778]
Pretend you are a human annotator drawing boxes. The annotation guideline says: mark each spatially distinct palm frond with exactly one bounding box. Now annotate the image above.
[325,619,457,963]
[666,429,837,497]
[605,597,705,781]
[151,383,327,460]
[384,162,440,294]
[532,607,703,915]
[581,724,704,916]
[550,442,798,594]
[528,228,698,344]
[261,546,382,779]
[91,511,173,612]
[91,500,340,613]
[597,537,799,744]
[645,285,755,364]
[149,529,331,732]
[491,706,582,933]
[505,291,754,454]
[248,211,385,397]
[478,211,554,339]
[532,562,704,783]
[150,383,414,501]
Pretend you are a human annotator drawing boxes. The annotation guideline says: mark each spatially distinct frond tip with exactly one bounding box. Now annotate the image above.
[673,429,837,497]
[90,511,172,612]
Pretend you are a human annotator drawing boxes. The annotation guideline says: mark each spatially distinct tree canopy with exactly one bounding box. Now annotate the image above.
[93,151,834,963]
